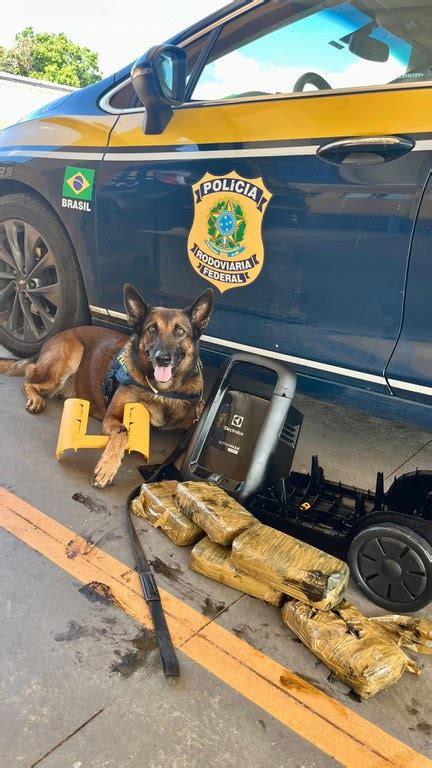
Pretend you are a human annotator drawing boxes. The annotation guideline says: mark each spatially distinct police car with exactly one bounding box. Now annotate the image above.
[1,0,432,429]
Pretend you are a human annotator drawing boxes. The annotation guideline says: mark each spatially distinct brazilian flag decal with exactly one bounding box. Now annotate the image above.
[62,167,95,201]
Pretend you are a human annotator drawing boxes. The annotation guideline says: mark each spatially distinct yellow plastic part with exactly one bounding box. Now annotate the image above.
[56,398,150,461]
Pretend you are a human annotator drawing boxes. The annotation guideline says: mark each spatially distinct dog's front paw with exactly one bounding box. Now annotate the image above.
[91,428,127,488]
[26,395,45,414]
[90,474,113,489]
[91,458,117,489]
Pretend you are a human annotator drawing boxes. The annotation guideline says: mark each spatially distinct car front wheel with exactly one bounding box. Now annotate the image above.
[0,193,89,357]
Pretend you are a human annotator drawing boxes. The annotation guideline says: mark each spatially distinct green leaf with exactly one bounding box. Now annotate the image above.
[211,201,225,215]
[236,220,246,243]
[207,215,216,237]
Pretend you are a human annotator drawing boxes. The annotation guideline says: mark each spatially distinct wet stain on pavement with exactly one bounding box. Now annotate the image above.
[79,581,122,609]
[110,629,158,679]
[406,697,432,734]
[409,722,432,735]
[280,673,328,697]
[104,530,122,541]
[66,536,95,559]
[54,620,107,642]
[202,596,226,618]
[345,690,362,703]
[294,672,329,696]
[0,482,16,493]
[72,492,112,516]
[233,624,254,643]
[101,616,117,627]
[150,557,182,581]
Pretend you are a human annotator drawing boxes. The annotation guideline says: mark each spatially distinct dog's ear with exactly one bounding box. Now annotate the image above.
[187,288,214,337]
[123,284,151,329]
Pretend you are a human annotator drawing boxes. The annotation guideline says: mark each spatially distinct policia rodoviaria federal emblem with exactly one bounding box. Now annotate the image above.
[188,171,272,293]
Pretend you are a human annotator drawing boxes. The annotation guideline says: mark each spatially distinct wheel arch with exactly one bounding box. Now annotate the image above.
[0,178,97,309]
[0,183,95,355]
[349,510,432,545]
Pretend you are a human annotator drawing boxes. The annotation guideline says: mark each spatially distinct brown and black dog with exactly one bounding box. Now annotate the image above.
[0,284,214,488]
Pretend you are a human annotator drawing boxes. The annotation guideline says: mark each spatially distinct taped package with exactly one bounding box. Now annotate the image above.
[232,523,349,610]
[281,599,419,698]
[131,481,203,547]
[369,614,432,655]
[191,536,284,606]
[175,482,256,546]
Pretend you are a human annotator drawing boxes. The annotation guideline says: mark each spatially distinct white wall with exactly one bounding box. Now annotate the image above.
[0,72,75,128]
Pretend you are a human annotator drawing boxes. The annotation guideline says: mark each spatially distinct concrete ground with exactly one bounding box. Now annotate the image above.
[0,347,431,768]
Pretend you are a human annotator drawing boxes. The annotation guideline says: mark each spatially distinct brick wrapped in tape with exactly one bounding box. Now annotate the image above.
[131,481,204,547]
[191,536,284,606]
[232,522,349,610]
[369,614,432,655]
[281,599,419,698]
[175,482,256,546]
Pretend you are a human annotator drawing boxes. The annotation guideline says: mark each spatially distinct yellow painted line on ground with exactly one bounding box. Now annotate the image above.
[1,488,430,768]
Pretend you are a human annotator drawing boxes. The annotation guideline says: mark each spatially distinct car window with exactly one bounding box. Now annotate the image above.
[108,80,135,109]
[191,1,431,101]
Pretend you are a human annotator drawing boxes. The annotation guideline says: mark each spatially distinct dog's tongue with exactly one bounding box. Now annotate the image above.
[154,365,173,383]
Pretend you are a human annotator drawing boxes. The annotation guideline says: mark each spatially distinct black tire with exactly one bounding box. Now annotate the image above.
[0,193,90,357]
[348,523,432,612]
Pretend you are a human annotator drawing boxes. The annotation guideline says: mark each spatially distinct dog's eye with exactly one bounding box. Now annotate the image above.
[175,326,186,337]
[146,324,157,334]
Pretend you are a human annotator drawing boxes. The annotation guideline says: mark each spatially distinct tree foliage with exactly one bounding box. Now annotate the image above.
[0,27,101,87]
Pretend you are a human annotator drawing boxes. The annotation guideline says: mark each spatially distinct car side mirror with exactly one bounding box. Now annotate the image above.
[131,45,187,135]
[348,30,389,63]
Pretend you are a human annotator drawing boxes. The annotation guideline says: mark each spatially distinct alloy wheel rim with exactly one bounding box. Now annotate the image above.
[0,218,61,343]
[358,534,427,603]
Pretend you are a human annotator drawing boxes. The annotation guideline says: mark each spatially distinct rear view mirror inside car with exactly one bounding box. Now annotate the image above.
[348,29,389,62]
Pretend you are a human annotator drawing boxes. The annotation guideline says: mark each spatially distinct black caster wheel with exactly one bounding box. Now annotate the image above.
[348,523,432,612]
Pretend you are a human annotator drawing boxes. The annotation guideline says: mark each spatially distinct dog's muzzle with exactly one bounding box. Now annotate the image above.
[153,352,173,383]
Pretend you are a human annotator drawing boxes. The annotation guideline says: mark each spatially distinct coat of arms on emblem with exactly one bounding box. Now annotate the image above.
[187,171,272,294]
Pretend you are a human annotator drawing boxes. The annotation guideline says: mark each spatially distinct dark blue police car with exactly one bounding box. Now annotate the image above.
[1,0,432,428]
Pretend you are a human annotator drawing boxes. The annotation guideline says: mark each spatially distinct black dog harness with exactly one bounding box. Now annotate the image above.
[103,348,202,408]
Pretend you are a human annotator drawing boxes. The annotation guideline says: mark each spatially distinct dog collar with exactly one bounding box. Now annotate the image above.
[103,349,202,406]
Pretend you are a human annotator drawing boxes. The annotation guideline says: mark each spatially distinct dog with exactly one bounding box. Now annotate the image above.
[0,284,214,488]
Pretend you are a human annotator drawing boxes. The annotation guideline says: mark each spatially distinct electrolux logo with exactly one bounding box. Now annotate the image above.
[224,413,245,437]
[231,414,244,428]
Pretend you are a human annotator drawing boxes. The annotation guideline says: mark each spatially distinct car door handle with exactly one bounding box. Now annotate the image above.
[317,136,415,165]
